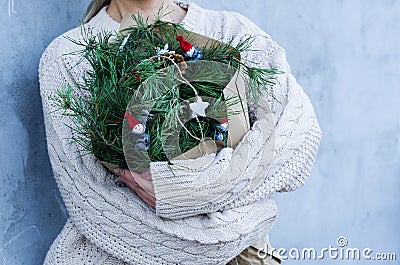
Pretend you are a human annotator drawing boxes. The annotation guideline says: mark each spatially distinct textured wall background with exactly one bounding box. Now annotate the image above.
[0,1,88,264]
[0,0,399,264]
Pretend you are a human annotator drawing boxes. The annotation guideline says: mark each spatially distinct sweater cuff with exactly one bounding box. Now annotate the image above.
[150,120,265,219]
[150,148,235,219]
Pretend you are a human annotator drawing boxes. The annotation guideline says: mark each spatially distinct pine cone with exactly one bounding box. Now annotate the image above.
[179,61,188,75]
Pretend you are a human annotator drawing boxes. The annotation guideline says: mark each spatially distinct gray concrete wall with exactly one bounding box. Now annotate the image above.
[0,1,89,264]
[1,0,399,264]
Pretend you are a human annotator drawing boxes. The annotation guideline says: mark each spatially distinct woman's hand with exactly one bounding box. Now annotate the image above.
[114,168,155,208]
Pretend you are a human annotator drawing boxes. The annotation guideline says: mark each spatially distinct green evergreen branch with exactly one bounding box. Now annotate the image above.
[52,16,284,172]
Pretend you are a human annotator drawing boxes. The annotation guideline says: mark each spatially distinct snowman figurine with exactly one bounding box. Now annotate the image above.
[204,118,229,142]
[213,118,229,142]
[216,118,229,132]
[124,112,149,150]
[176,35,203,61]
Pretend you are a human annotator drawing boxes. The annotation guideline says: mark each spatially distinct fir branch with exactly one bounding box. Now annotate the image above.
[52,15,284,172]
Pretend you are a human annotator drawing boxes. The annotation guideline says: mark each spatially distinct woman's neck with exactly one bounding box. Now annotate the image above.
[107,0,186,23]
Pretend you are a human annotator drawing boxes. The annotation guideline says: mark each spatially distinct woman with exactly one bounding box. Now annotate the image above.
[39,0,322,264]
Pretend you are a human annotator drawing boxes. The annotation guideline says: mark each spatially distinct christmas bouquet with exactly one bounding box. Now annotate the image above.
[52,13,283,174]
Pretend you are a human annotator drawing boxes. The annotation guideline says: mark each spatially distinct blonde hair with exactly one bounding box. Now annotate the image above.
[83,0,111,23]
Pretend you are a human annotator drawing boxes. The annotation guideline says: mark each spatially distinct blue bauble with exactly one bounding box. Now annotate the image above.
[215,132,224,141]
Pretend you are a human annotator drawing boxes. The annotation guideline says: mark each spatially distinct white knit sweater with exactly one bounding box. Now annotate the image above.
[39,2,322,264]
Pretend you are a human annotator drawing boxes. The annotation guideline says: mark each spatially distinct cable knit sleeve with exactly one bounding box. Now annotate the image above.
[150,13,322,219]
